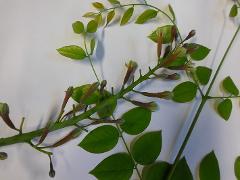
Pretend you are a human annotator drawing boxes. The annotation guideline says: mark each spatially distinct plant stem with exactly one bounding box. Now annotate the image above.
[166,25,240,179]
[207,95,240,99]
[116,124,142,179]
[0,62,163,147]
[83,35,100,82]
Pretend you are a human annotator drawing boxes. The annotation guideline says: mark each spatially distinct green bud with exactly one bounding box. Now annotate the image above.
[0,152,8,160]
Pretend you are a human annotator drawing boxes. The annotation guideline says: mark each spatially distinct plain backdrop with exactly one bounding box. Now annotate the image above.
[0,0,240,179]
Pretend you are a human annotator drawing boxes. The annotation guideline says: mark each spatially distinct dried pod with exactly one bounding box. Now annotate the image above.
[160,52,179,67]
[0,103,17,130]
[37,120,53,146]
[51,128,82,148]
[136,91,172,100]
[155,73,180,80]
[0,152,8,160]
[129,100,158,111]
[123,60,138,86]
[100,80,107,94]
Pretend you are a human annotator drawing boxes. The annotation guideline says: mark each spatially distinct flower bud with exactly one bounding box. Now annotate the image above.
[49,156,55,178]
[130,100,158,112]
[184,30,196,41]
[123,60,138,86]
[136,91,172,100]
[0,152,8,160]
[100,80,107,94]
[0,103,17,130]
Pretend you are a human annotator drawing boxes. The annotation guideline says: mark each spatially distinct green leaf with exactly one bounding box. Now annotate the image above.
[87,20,98,33]
[230,4,238,17]
[195,66,212,85]
[92,2,105,10]
[148,25,174,44]
[106,10,115,27]
[171,158,193,180]
[172,81,198,103]
[108,0,120,5]
[57,45,86,60]
[83,12,96,18]
[222,76,239,96]
[131,131,162,165]
[95,14,103,26]
[168,4,176,21]
[188,43,210,61]
[79,125,119,153]
[235,156,240,180]
[120,107,152,135]
[97,92,117,118]
[90,38,96,55]
[90,153,134,180]
[199,151,220,180]
[135,9,158,24]
[120,7,134,26]
[217,98,232,121]
[142,162,171,180]
[72,21,84,34]
[71,84,100,104]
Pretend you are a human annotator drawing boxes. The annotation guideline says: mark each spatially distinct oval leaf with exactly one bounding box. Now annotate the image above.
[79,125,119,153]
[217,98,232,121]
[120,107,152,135]
[72,21,84,34]
[95,14,103,26]
[135,9,158,24]
[106,10,115,27]
[90,153,134,180]
[92,2,105,10]
[195,66,212,85]
[230,4,238,17]
[108,0,120,5]
[142,161,171,180]
[131,131,162,165]
[172,81,197,103]
[87,20,98,33]
[120,7,134,26]
[171,158,193,180]
[235,156,240,180]
[97,93,117,118]
[71,84,100,104]
[222,76,239,96]
[199,151,220,180]
[148,25,174,44]
[188,43,210,61]
[57,45,86,60]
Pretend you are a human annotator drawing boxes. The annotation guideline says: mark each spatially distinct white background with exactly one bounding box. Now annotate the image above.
[0,0,240,179]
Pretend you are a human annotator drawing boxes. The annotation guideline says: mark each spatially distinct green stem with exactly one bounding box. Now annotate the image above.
[167,25,240,179]
[83,35,100,82]
[0,62,163,147]
[208,95,240,99]
[116,124,142,180]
